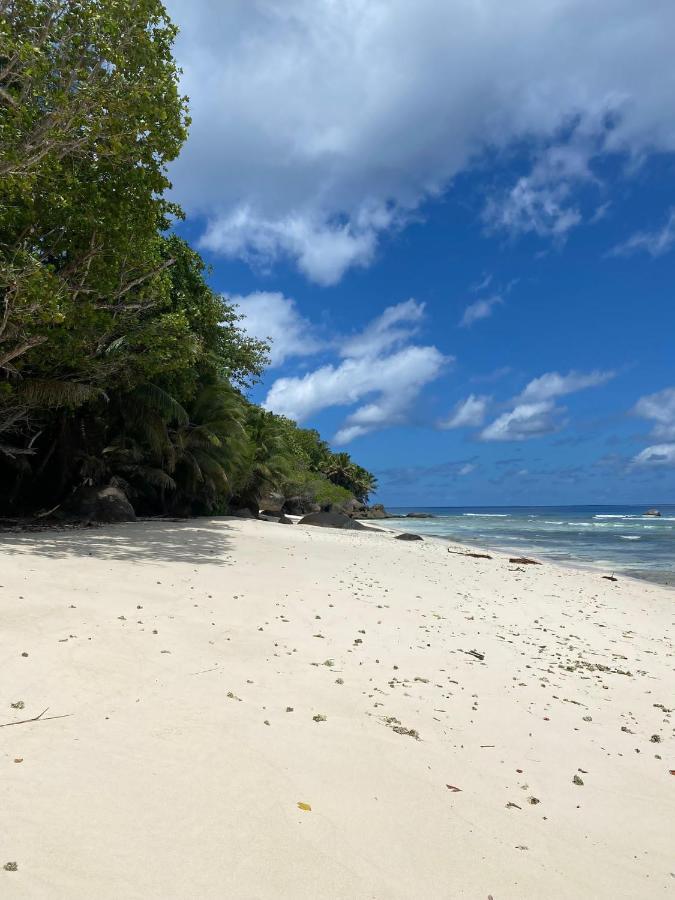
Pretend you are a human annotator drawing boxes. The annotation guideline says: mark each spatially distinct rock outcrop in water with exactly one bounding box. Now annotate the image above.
[644,509,661,517]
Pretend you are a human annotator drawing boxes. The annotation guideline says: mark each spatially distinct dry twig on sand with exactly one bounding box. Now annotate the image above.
[0,707,71,728]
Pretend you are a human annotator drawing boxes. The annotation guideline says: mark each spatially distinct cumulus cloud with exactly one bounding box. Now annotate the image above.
[483,142,594,240]
[341,298,425,358]
[632,386,675,439]
[632,386,675,466]
[609,209,675,258]
[519,369,615,403]
[231,291,322,366]
[258,299,448,442]
[459,295,503,328]
[633,443,675,467]
[265,344,447,441]
[166,0,675,282]
[439,394,490,429]
[481,401,562,441]
[480,369,615,441]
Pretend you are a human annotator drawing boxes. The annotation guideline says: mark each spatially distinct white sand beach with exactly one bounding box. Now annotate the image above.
[1,517,673,899]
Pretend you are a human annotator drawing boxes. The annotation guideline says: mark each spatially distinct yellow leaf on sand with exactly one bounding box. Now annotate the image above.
[297,802,312,812]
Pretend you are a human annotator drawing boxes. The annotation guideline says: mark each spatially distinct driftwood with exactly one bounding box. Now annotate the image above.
[509,557,541,565]
[0,707,71,728]
[448,549,493,559]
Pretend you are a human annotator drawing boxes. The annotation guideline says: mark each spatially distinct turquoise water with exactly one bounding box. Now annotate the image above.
[383,505,675,585]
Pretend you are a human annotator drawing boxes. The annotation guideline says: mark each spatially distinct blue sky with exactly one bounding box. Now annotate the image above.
[167,0,675,506]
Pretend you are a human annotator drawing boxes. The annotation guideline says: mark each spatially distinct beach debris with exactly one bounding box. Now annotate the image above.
[0,707,71,728]
[264,720,270,726]
[21,652,28,657]
[448,549,492,559]
[322,659,334,667]
[10,701,24,710]
[297,802,312,811]
[650,734,661,743]
[466,649,485,661]
[506,801,521,810]
[335,678,344,685]
[582,715,592,722]
[312,713,327,722]
[226,691,242,702]
[572,774,584,786]
[3,862,17,872]
[602,574,618,582]
[527,796,540,805]
[446,784,462,792]
[509,557,541,565]
[392,725,419,739]
[286,707,294,712]
[669,770,675,776]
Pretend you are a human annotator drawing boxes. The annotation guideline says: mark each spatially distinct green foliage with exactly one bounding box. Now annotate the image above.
[0,0,377,519]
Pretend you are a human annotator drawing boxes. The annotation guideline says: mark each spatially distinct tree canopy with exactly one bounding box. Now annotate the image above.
[0,0,377,519]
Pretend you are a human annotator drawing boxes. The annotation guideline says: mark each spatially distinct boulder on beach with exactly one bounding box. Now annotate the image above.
[298,511,367,530]
[644,508,661,517]
[233,507,258,519]
[395,532,423,541]
[258,492,284,516]
[278,514,294,524]
[65,484,136,523]
[282,496,320,516]
[351,503,390,519]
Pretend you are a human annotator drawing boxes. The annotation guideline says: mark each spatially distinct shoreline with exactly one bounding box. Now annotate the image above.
[376,514,675,588]
[1,516,673,898]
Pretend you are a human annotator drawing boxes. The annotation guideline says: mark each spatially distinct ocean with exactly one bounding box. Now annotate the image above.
[382,505,675,585]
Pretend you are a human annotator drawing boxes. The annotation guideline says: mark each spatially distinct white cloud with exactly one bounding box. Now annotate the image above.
[483,142,594,240]
[341,298,424,358]
[481,400,562,441]
[264,341,448,443]
[203,208,380,286]
[166,0,675,282]
[632,386,675,466]
[439,394,490,429]
[458,463,476,476]
[480,369,615,441]
[610,209,675,258]
[633,386,675,439]
[519,369,615,403]
[231,291,322,366]
[633,443,675,467]
[460,295,503,327]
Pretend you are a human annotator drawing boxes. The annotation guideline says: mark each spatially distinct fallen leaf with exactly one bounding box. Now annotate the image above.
[13,758,23,764]
[446,784,462,792]
[297,801,312,811]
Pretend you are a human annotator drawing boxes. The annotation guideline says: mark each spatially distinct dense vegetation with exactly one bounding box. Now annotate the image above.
[0,0,376,518]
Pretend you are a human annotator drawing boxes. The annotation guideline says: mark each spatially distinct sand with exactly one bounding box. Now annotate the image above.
[1,516,673,899]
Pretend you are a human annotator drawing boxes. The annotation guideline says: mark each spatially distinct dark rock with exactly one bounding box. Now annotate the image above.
[351,503,391,519]
[644,508,661,517]
[405,512,435,519]
[298,511,367,530]
[65,484,135,523]
[259,492,284,515]
[509,556,541,565]
[395,532,423,541]
[233,508,258,519]
[282,496,320,516]
[278,514,294,524]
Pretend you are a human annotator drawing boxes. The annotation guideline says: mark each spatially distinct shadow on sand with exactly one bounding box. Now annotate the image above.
[0,517,236,566]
